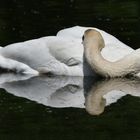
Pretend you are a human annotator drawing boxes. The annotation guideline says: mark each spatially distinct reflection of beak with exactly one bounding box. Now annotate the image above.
[85,94,106,116]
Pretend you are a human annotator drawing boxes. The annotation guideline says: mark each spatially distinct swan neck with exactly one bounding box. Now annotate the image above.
[84,42,138,77]
[86,46,113,77]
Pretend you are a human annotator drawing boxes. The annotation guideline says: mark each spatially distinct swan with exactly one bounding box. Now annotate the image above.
[83,29,140,77]
[0,26,134,76]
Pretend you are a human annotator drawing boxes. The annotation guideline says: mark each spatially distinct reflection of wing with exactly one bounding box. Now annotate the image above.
[0,75,84,108]
[49,84,84,108]
[103,90,126,106]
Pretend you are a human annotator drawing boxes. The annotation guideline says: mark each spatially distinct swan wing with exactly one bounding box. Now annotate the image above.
[57,26,130,49]
[42,36,83,65]
[1,37,83,76]
[57,26,134,62]
[101,43,134,62]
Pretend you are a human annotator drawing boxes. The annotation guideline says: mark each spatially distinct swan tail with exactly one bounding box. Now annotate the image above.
[0,55,39,75]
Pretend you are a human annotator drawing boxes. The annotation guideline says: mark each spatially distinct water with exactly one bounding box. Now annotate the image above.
[0,0,140,139]
[0,75,140,139]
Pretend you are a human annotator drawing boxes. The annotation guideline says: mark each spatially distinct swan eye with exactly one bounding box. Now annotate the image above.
[82,35,84,41]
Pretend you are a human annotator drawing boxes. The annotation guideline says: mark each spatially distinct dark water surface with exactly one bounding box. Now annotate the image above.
[0,0,140,139]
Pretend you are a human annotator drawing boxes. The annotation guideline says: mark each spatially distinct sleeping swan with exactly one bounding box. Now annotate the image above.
[0,26,134,76]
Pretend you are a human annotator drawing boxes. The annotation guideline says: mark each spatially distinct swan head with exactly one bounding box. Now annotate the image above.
[82,29,105,51]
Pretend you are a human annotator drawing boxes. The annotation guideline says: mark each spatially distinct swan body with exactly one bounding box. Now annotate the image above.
[0,26,134,76]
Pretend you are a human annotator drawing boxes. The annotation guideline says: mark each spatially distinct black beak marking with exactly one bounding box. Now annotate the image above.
[82,35,84,41]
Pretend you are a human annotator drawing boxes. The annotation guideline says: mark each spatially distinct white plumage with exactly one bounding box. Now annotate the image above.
[0,26,134,76]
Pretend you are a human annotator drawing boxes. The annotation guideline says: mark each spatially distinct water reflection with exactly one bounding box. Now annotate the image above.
[0,74,140,115]
[85,78,140,115]
[0,74,85,108]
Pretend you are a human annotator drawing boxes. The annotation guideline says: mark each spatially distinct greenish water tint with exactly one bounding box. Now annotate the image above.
[0,0,140,139]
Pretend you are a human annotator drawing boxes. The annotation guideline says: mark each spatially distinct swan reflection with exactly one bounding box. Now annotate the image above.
[0,74,140,115]
[85,78,140,115]
[0,74,84,108]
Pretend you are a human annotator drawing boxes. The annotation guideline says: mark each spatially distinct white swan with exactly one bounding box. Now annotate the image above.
[0,26,134,76]
[83,29,140,77]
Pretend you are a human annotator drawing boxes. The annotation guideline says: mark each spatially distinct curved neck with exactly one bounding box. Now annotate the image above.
[84,41,139,77]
